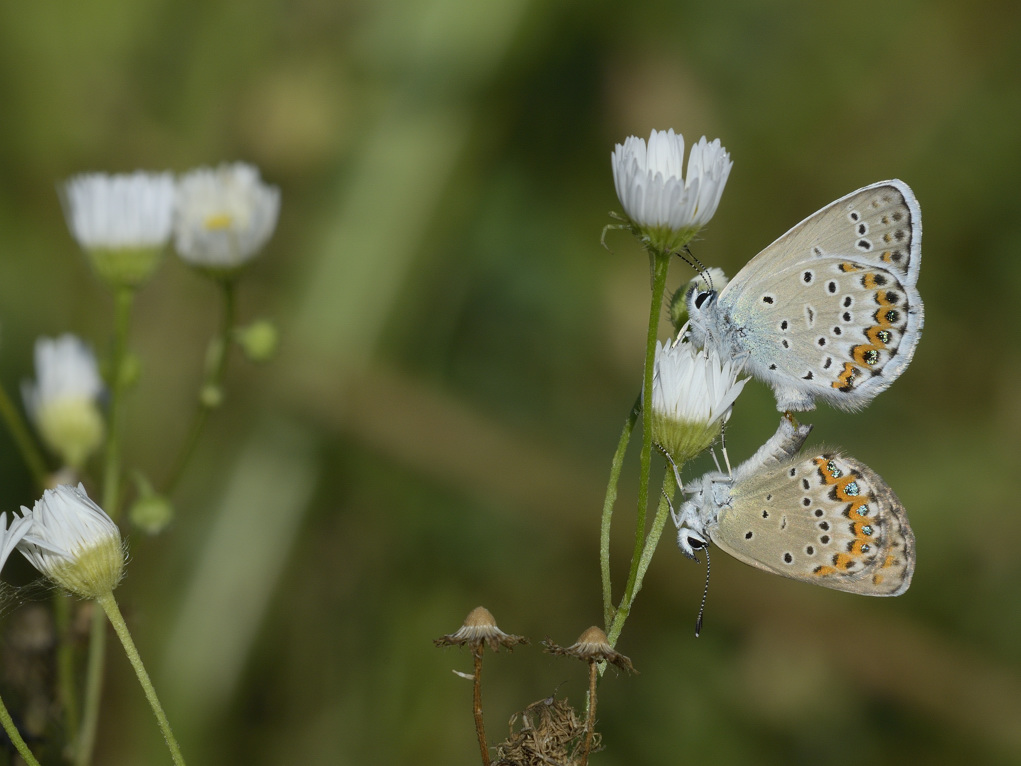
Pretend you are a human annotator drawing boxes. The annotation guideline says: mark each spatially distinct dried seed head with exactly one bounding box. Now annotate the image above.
[434,606,529,652]
[543,627,637,674]
[495,695,594,765]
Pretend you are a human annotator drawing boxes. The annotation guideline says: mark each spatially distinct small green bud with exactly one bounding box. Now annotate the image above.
[669,286,689,333]
[119,351,142,388]
[129,493,174,535]
[200,384,223,408]
[235,319,279,363]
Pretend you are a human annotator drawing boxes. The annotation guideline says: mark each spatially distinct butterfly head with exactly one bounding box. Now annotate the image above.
[684,283,717,346]
[672,490,710,563]
[677,526,709,563]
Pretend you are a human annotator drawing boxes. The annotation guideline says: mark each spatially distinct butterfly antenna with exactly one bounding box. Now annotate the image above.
[673,246,699,276]
[695,546,711,638]
[681,246,714,292]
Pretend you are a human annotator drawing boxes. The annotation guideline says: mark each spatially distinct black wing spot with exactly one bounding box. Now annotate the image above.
[843,296,853,308]
[803,271,814,283]
[763,295,775,304]
[827,281,838,294]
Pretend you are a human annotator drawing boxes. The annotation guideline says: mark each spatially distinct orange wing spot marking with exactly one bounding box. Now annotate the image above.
[814,565,837,577]
[833,553,855,570]
[872,573,885,585]
[814,459,879,564]
[882,555,896,569]
[839,262,864,272]
[862,273,881,289]
[832,362,861,391]
[865,326,891,347]
[876,291,899,308]
[852,344,880,367]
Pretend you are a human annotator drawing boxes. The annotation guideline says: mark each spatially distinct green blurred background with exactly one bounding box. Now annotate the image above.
[0,0,1019,763]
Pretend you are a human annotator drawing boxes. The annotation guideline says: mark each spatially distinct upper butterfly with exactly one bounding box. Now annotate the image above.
[685,180,923,412]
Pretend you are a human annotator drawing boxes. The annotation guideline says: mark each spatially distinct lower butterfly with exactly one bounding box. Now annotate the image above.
[673,417,915,596]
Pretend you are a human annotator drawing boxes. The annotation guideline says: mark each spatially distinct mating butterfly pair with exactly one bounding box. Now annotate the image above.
[675,181,921,598]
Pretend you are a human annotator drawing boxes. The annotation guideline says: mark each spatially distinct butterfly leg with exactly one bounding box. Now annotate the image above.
[720,422,733,476]
[662,451,685,495]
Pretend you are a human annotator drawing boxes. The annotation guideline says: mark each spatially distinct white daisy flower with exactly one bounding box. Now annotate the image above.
[61,171,175,286]
[22,335,105,469]
[0,512,33,577]
[611,130,732,253]
[17,483,124,598]
[650,336,747,463]
[174,162,280,273]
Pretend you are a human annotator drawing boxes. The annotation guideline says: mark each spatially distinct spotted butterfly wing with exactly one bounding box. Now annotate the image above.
[677,418,915,596]
[686,180,923,412]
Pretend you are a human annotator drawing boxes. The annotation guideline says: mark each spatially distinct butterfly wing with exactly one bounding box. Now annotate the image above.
[707,448,915,596]
[719,180,923,411]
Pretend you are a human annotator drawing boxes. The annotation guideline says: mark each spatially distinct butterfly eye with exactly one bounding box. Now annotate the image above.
[687,536,706,550]
[693,291,713,310]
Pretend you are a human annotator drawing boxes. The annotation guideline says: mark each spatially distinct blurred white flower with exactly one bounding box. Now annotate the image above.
[650,337,747,463]
[60,171,175,286]
[17,483,124,598]
[174,163,280,273]
[23,335,105,469]
[611,130,732,253]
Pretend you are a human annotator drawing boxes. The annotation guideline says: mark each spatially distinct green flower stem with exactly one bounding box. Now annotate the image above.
[77,284,135,766]
[74,603,106,766]
[0,381,48,489]
[606,470,677,648]
[54,593,80,745]
[600,394,641,629]
[0,688,42,766]
[610,250,670,644]
[102,284,136,519]
[97,592,186,766]
[162,279,237,496]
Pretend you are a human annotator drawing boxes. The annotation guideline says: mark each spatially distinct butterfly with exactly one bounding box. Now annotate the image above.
[684,180,923,412]
[672,416,915,597]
